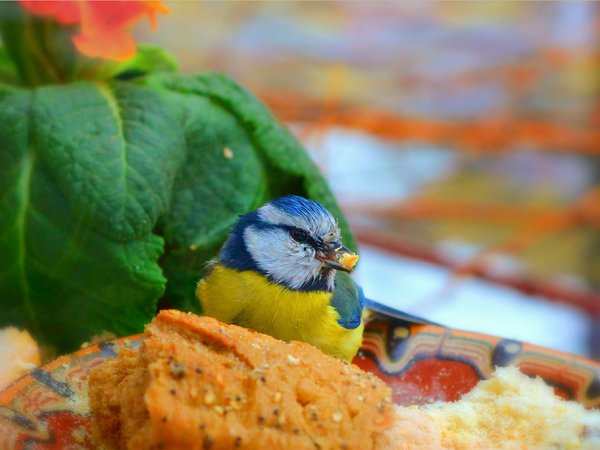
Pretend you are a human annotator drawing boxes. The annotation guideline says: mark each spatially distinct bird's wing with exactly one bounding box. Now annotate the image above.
[331,272,365,330]
[363,297,442,326]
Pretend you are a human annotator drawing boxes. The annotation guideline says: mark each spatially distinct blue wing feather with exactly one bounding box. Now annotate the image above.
[331,272,365,329]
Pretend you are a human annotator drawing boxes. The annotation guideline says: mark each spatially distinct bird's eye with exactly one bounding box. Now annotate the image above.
[292,229,308,242]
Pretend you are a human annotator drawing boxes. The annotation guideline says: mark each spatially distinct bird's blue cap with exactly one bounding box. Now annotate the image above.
[267,195,332,223]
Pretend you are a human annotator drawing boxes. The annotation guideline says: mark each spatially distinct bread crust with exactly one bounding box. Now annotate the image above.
[89,310,394,450]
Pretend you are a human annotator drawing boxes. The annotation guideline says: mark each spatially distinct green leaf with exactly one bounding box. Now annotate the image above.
[0,82,185,353]
[143,72,355,312]
[98,44,179,81]
[32,82,185,241]
[0,71,355,350]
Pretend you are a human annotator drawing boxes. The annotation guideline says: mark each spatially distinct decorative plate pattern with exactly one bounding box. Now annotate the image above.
[354,312,600,408]
[1,311,599,448]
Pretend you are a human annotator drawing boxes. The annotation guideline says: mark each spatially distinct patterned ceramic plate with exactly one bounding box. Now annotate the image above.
[1,309,599,449]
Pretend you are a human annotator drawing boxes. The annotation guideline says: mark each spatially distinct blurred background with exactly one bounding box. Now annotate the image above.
[139,2,600,359]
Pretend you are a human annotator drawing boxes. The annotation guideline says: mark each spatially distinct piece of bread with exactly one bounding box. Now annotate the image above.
[0,327,40,389]
[382,366,600,449]
[88,310,395,450]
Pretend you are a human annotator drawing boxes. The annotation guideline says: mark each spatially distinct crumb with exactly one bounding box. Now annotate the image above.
[338,253,359,271]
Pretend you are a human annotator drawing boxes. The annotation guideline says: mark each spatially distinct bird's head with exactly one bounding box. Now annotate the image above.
[219,195,356,292]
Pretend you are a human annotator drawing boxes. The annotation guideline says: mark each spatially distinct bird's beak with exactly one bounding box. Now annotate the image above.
[317,241,357,273]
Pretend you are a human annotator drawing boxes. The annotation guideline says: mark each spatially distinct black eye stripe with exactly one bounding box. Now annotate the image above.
[279,225,324,249]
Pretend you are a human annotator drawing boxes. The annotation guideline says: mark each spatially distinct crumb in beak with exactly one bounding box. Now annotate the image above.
[338,253,359,271]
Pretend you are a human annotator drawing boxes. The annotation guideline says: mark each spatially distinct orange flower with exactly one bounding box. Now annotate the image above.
[20,1,169,61]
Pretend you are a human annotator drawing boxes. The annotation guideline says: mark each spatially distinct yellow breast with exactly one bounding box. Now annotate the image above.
[196,264,363,361]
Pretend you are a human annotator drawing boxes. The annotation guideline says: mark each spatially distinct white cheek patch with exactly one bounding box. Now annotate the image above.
[244,225,334,290]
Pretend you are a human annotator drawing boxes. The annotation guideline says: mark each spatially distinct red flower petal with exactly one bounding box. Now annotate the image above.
[80,1,149,32]
[20,0,80,25]
[19,0,169,61]
[72,29,136,62]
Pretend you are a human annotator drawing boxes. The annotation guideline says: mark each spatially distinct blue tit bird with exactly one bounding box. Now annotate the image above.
[196,195,365,361]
